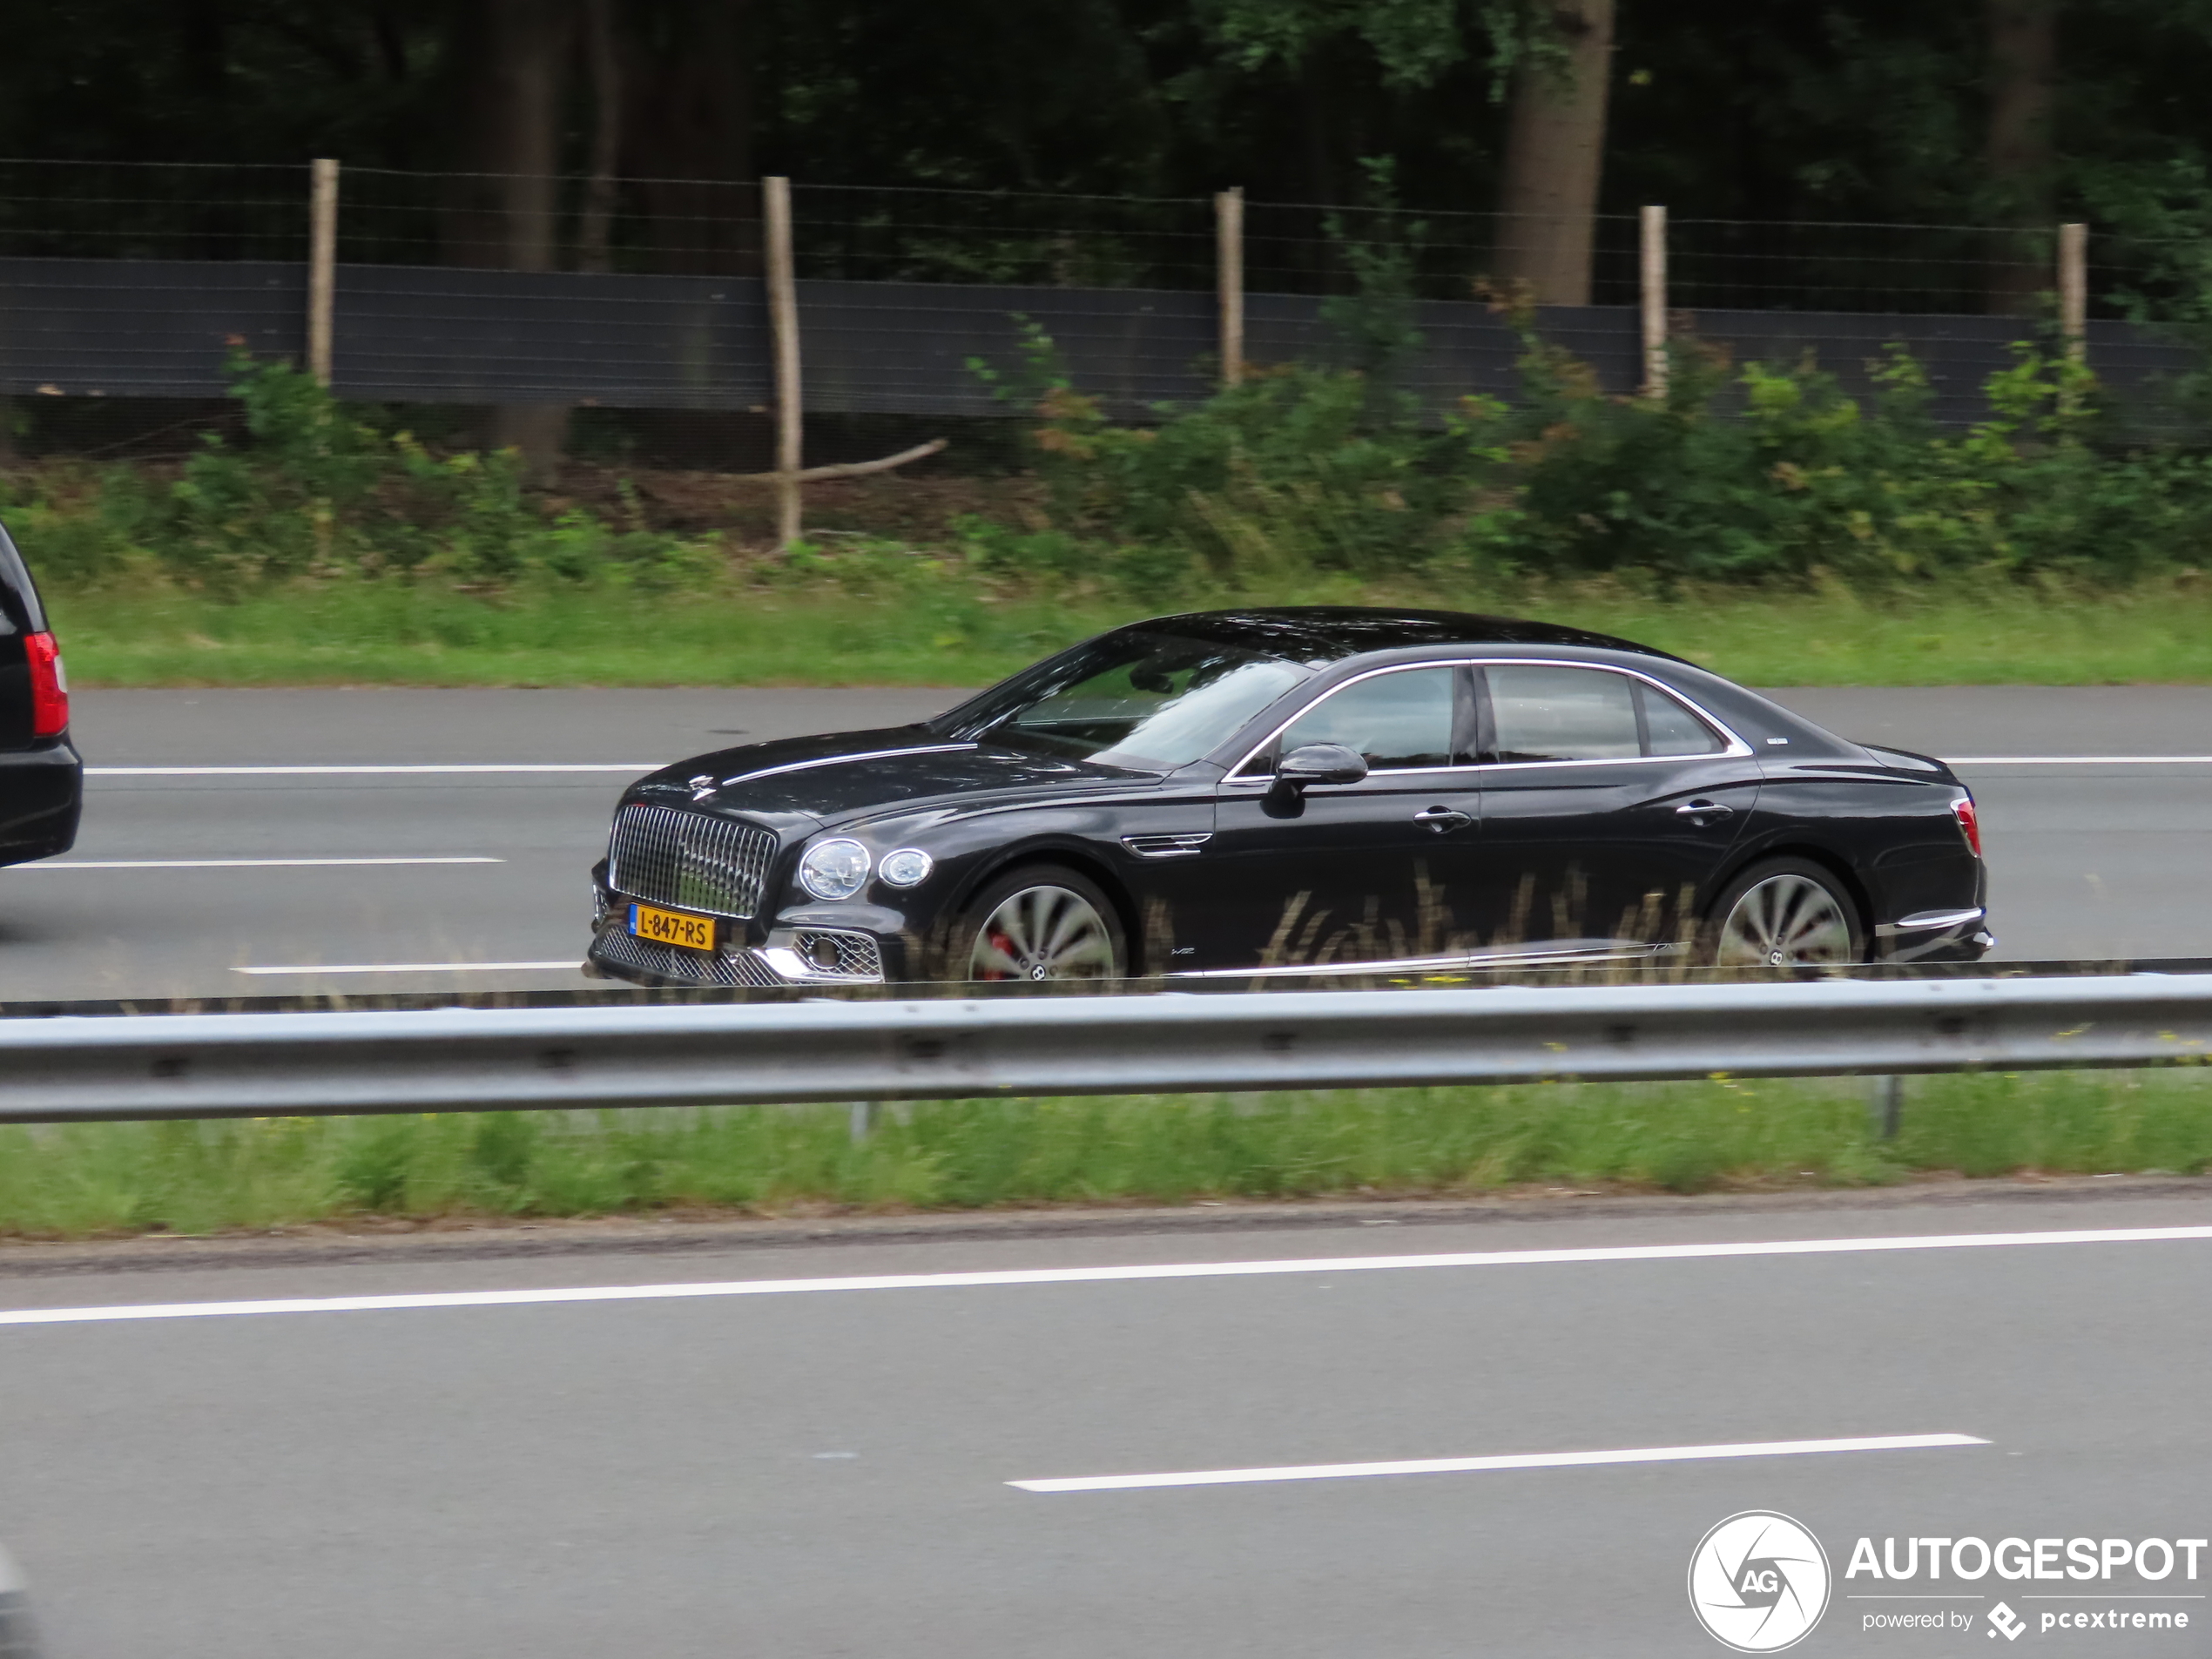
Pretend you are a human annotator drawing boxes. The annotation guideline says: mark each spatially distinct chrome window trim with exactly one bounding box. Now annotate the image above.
[1222,658,1752,785]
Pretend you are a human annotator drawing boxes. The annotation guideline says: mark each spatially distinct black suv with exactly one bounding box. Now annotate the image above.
[0,520,79,869]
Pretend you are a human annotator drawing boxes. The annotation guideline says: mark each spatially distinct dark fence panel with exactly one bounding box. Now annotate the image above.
[0,257,2199,429]
[0,257,301,397]
[801,278,1212,416]
[334,266,771,409]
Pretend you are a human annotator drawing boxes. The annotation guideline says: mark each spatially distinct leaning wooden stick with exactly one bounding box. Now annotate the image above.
[732,438,948,483]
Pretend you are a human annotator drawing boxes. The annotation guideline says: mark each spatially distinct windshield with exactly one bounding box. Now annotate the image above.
[934,631,1308,769]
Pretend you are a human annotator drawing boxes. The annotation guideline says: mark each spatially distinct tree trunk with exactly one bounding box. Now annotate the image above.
[1492,0,1617,307]
[577,0,622,274]
[448,0,576,485]
[626,0,756,275]
[1985,0,2058,314]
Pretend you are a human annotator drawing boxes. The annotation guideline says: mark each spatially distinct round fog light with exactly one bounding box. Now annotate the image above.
[809,935,842,970]
[880,848,934,887]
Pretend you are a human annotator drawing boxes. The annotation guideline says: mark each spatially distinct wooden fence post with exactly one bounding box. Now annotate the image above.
[308,158,340,388]
[1639,204,1668,400]
[2058,220,2088,368]
[1216,186,1244,389]
[763,175,804,550]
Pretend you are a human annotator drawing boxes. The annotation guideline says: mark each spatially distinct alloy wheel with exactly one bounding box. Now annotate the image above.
[967,885,1117,981]
[1714,873,1855,968]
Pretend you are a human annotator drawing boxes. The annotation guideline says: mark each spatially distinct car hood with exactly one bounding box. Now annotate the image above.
[634,726,1162,820]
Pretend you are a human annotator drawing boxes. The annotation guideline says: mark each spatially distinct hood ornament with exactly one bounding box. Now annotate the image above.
[688,772,718,801]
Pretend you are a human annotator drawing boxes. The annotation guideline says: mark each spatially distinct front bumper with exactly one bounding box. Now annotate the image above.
[587,909,889,988]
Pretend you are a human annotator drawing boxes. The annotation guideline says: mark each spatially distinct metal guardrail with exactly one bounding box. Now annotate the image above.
[0,972,2207,1123]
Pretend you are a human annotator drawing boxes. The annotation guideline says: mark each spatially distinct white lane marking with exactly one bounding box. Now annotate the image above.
[233,960,582,976]
[1009,1433,1989,1493]
[88,764,660,777]
[28,857,503,871]
[0,1225,2209,1330]
[1946,755,2212,765]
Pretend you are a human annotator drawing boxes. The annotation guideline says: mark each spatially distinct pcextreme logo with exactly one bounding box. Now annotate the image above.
[1689,1511,1832,1653]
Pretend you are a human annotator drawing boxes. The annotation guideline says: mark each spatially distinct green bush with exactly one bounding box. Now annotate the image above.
[1005,313,2212,593]
[3,353,728,595]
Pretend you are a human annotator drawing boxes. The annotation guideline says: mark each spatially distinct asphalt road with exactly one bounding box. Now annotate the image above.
[2,1190,2208,1658]
[5,684,2209,1000]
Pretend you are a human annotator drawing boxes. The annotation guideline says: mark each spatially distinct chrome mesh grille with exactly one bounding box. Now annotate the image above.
[607,805,778,919]
[590,927,784,988]
[792,929,885,981]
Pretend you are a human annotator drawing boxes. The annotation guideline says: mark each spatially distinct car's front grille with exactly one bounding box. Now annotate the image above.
[607,805,779,919]
[590,926,785,988]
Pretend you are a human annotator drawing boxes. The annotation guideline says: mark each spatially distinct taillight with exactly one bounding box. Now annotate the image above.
[1951,795,1981,858]
[24,631,67,738]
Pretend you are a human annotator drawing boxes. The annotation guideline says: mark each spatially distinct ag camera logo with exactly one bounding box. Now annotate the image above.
[1689,1511,1831,1652]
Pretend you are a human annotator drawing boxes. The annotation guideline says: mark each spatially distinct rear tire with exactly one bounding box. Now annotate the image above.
[1702,858,1864,968]
[948,864,1127,982]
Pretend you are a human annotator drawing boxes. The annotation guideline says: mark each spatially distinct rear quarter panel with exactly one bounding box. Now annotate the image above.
[1741,764,1982,932]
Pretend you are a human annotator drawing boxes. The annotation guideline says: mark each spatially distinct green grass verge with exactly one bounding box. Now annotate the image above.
[47,576,2212,689]
[6,1069,2208,1239]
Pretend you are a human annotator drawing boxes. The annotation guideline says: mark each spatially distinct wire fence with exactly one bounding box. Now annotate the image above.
[0,157,2202,469]
[0,158,2128,307]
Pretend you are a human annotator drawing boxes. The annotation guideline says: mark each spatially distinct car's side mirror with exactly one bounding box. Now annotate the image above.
[1272,742,1369,793]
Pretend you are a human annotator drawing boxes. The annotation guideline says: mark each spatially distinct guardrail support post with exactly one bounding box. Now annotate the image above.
[764,175,804,551]
[1868,1075,1905,1141]
[848,1099,880,1144]
[1639,204,1668,400]
[308,158,340,388]
[1216,186,1245,389]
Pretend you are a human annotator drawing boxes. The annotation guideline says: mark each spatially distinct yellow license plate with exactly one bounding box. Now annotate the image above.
[629,902,718,952]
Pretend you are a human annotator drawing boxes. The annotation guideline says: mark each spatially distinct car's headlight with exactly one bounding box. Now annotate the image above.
[879,848,934,888]
[798,838,872,900]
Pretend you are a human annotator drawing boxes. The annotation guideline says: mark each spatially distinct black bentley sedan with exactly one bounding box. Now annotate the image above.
[586,608,1988,988]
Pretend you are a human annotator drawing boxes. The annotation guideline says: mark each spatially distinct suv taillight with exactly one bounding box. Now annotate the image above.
[25,631,67,738]
[1951,795,1982,858]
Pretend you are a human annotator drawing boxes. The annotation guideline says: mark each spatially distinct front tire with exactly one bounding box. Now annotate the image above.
[1703,858,1864,968]
[950,864,1126,982]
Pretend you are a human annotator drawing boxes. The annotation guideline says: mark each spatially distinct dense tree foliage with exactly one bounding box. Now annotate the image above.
[2,0,2209,232]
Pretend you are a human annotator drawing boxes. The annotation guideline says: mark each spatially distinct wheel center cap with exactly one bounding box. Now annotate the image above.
[1768,949,1785,965]
[1028,963,1049,981]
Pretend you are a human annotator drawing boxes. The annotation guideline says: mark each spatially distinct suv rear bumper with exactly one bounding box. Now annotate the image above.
[0,740,80,866]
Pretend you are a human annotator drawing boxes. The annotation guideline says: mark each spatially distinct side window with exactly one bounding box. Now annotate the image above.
[1264,666,1456,771]
[1486,665,1640,762]
[1639,683,1725,756]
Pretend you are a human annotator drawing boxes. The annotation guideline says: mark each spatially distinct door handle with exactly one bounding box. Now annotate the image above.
[1675,799,1734,824]
[1413,806,1474,834]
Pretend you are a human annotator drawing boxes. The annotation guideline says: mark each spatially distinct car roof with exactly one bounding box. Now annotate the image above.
[1132,606,1685,666]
